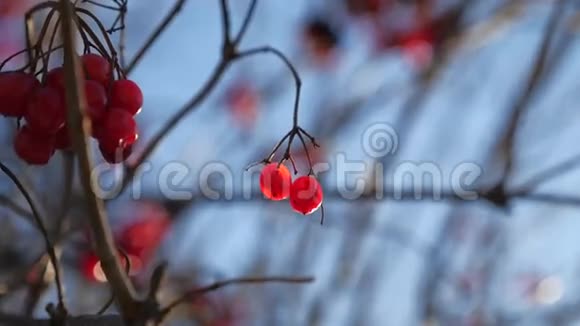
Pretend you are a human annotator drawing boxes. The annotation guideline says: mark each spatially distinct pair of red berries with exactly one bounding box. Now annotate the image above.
[259,163,323,215]
[0,53,143,165]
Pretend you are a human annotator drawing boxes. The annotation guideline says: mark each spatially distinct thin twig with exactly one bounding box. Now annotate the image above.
[233,0,257,45]
[0,162,67,315]
[126,0,187,74]
[219,0,232,43]
[237,46,302,127]
[120,59,231,193]
[161,276,314,316]
[501,0,567,180]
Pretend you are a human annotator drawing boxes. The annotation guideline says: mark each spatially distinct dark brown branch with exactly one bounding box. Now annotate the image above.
[0,162,67,315]
[59,0,138,319]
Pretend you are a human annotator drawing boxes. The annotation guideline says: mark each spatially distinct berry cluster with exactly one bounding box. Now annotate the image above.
[0,53,142,165]
[259,163,323,215]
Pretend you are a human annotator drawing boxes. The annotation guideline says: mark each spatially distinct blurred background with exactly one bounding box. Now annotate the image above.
[2,0,580,325]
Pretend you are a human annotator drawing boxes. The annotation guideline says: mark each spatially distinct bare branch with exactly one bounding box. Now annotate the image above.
[0,162,67,315]
[233,0,257,45]
[59,0,138,318]
[219,0,232,43]
[501,0,568,180]
[237,46,302,127]
[161,276,314,316]
[126,0,187,74]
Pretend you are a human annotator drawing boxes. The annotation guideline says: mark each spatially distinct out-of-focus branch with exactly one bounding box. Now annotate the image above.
[160,276,315,317]
[156,187,580,208]
[501,0,568,181]
[0,163,67,317]
[126,0,187,74]
[0,313,124,326]
[0,194,34,221]
[59,0,138,319]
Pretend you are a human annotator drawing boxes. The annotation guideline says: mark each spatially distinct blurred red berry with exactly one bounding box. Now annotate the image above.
[45,67,65,91]
[399,27,434,69]
[81,252,106,283]
[260,163,292,201]
[25,87,66,134]
[81,53,111,85]
[55,125,72,150]
[81,251,143,283]
[118,216,170,261]
[226,83,259,129]
[14,126,56,165]
[0,72,40,117]
[85,80,107,123]
[110,79,143,116]
[289,176,323,215]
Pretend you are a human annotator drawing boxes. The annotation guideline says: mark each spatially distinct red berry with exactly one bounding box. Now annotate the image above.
[99,143,133,164]
[118,217,170,260]
[81,251,142,282]
[110,79,143,115]
[81,54,111,85]
[45,67,65,90]
[289,176,323,215]
[259,163,292,201]
[97,108,138,150]
[14,126,56,165]
[227,83,259,128]
[84,80,107,123]
[81,252,105,283]
[25,87,66,134]
[55,125,72,150]
[0,72,40,117]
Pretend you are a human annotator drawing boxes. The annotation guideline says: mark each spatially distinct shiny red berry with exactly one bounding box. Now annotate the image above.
[97,108,138,151]
[81,53,111,85]
[85,80,107,123]
[289,176,323,215]
[14,126,56,165]
[259,163,292,201]
[99,143,133,164]
[110,79,143,115]
[25,87,66,134]
[0,72,40,117]
[45,67,65,90]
